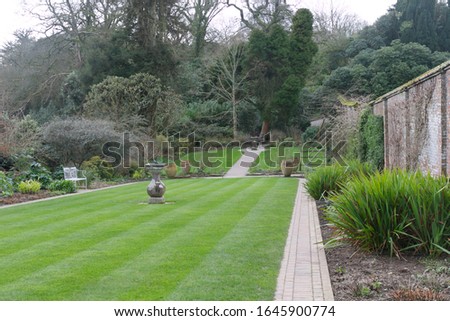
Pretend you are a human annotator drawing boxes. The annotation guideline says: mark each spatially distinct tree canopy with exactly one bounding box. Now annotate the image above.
[1,0,450,169]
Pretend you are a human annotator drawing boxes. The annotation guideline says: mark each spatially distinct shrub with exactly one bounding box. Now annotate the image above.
[41,118,120,166]
[305,164,346,200]
[132,168,147,180]
[327,170,450,257]
[19,162,53,189]
[0,172,14,197]
[302,126,319,143]
[48,180,77,194]
[18,180,41,194]
[81,156,114,180]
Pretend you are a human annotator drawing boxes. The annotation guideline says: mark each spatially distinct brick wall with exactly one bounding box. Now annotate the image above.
[446,68,450,176]
[372,61,450,176]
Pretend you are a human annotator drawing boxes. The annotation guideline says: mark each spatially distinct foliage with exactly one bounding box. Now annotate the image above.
[358,108,384,170]
[18,180,41,194]
[84,73,183,135]
[81,156,114,181]
[48,180,77,194]
[0,32,75,116]
[305,164,347,200]
[131,168,147,180]
[245,9,317,131]
[305,161,376,200]
[41,118,120,167]
[344,159,377,179]
[301,126,319,143]
[327,170,450,257]
[59,72,85,116]
[0,172,14,197]
[176,100,233,139]
[19,162,53,189]
[325,40,450,98]
[0,115,40,159]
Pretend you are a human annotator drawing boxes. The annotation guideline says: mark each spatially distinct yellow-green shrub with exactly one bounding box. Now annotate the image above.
[18,180,41,194]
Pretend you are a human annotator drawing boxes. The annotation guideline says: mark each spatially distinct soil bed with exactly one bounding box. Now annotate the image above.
[317,201,450,301]
[0,191,56,205]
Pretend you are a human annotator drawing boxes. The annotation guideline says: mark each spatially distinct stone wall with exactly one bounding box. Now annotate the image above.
[372,61,450,176]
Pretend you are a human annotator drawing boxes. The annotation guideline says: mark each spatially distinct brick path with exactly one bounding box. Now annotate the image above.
[275,179,334,301]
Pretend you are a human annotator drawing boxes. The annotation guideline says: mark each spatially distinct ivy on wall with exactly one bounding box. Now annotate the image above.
[359,108,384,170]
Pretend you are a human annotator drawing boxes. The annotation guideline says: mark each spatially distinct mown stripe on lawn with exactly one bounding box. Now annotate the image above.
[167,179,295,300]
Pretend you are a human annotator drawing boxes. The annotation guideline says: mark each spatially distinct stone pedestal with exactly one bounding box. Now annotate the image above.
[148,197,165,204]
[146,163,166,204]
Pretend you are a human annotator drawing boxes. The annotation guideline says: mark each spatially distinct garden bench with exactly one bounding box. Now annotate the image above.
[63,167,87,189]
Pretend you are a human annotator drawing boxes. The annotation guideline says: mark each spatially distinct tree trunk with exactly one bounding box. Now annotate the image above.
[232,97,238,140]
[260,120,270,138]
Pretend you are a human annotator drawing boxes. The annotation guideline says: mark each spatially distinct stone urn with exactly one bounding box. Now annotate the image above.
[280,159,294,177]
[165,162,177,178]
[180,160,191,176]
[146,162,166,204]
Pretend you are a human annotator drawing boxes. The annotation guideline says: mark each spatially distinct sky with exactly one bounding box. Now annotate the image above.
[0,0,398,47]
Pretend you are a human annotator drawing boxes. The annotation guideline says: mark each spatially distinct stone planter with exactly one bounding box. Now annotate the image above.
[165,163,177,178]
[180,160,191,176]
[280,159,294,177]
[146,163,166,204]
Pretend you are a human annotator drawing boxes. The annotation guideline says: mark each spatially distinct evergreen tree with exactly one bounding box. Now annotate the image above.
[437,2,450,51]
[246,8,317,133]
[398,0,439,50]
[289,9,318,87]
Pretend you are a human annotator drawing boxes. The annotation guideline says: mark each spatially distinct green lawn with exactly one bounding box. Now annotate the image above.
[0,178,297,300]
[250,146,326,174]
[178,147,243,175]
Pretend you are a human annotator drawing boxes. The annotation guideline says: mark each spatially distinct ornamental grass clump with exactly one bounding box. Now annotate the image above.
[305,165,346,200]
[326,170,450,257]
[305,160,376,200]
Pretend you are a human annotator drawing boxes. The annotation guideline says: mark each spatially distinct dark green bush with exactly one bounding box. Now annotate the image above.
[301,126,320,143]
[81,156,114,180]
[327,170,450,257]
[0,172,14,197]
[48,180,77,194]
[19,162,53,189]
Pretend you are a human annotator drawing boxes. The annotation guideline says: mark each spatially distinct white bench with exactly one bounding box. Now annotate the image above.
[63,167,87,189]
